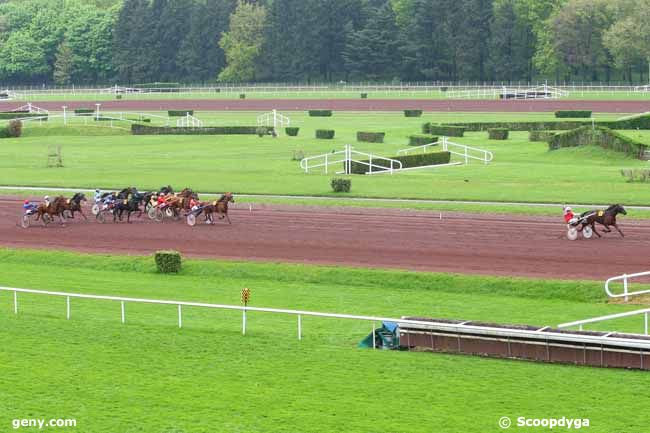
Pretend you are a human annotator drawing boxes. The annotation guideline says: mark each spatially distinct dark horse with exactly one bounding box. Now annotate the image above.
[35,196,67,224]
[63,193,87,220]
[203,193,235,224]
[114,192,144,223]
[580,204,627,238]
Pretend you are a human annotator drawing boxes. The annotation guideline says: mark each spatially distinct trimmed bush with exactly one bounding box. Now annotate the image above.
[404,110,423,117]
[308,110,333,117]
[427,124,465,137]
[409,134,438,146]
[488,128,509,140]
[132,124,273,135]
[285,127,299,136]
[316,129,335,139]
[239,93,246,99]
[0,120,20,138]
[529,130,556,142]
[154,250,182,273]
[549,126,648,158]
[360,93,368,99]
[74,108,95,116]
[356,131,385,143]
[349,151,451,174]
[331,178,351,192]
[116,94,122,100]
[0,112,45,120]
[555,110,592,118]
[168,110,194,117]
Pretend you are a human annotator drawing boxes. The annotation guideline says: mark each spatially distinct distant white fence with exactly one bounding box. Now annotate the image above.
[605,271,650,302]
[300,144,402,175]
[558,308,650,335]
[176,113,202,127]
[257,109,290,132]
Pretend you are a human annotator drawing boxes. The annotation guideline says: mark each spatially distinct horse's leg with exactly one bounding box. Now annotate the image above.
[226,213,231,225]
[614,223,624,237]
[591,222,601,238]
[80,209,87,221]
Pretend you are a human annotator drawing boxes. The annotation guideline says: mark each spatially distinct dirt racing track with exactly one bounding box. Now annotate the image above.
[2,198,649,281]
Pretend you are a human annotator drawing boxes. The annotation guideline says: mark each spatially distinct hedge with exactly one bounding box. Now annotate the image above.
[548,126,648,158]
[239,94,246,99]
[331,178,351,192]
[74,108,95,116]
[409,134,438,146]
[154,250,181,273]
[404,110,423,117]
[427,124,465,137]
[132,124,273,135]
[529,130,556,142]
[349,151,451,174]
[356,131,385,143]
[285,127,299,136]
[0,112,45,120]
[488,128,509,140]
[555,110,592,118]
[0,120,22,138]
[445,114,650,132]
[168,110,194,117]
[308,110,333,117]
[315,129,335,139]
[360,93,368,99]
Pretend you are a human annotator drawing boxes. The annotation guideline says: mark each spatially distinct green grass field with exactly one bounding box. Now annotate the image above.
[1,111,649,207]
[1,249,649,433]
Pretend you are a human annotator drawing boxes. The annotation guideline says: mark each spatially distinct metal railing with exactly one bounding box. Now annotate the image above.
[558,308,650,335]
[300,145,402,175]
[397,140,441,155]
[605,271,650,302]
[441,137,493,164]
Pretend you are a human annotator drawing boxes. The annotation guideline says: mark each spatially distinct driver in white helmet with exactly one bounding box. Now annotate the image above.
[43,195,50,209]
[563,206,577,224]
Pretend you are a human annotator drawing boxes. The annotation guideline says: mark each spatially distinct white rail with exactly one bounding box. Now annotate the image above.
[605,271,650,302]
[441,137,493,164]
[558,307,650,335]
[300,145,402,175]
[257,109,290,130]
[397,140,441,155]
[176,113,202,127]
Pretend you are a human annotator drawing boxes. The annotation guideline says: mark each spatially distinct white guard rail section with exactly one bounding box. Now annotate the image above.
[558,307,650,335]
[7,286,650,351]
[441,137,493,164]
[605,271,650,302]
[300,144,402,175]
[397,139,441,155]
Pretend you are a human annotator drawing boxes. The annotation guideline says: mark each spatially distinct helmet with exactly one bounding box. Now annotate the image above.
[564,206,572,214]
[24,200,29,204]
[44,195,49,200]
[95,189,100,193]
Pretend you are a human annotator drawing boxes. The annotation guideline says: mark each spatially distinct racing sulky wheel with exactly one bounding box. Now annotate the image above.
[20,214,30,228]
[186,213,196,226]
[96,211,107,224]
[582,225,593,239]
[567,227,579,241]
[92,203,100,216]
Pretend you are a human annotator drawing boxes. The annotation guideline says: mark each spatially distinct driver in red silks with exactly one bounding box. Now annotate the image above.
[563,206,576,224]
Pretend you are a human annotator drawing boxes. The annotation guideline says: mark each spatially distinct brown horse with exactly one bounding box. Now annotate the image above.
[62,193,88,220]
[202,193,235,224]
[35,196,67,224]
[580,204,627,238]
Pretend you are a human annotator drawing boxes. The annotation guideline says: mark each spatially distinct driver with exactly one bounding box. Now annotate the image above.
[43,195,50,209]
[94,189,102,203]
[23,199,37,214]
[563,206,576,224]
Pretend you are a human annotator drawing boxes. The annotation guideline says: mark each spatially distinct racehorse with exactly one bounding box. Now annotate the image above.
[159,185,174,195]
[580,204,627,238]
[35,196,67,224]
[113,192,144,223]
[210,193,234,224]
[62,192,88,220]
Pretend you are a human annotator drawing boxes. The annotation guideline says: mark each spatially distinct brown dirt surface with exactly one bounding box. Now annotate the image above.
[3,197,650,281]
[0,99,649,112]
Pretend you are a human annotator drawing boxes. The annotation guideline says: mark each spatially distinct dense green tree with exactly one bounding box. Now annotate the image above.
[53,38,74,85]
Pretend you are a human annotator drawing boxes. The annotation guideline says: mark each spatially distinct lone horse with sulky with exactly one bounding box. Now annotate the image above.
[579,204,627,238]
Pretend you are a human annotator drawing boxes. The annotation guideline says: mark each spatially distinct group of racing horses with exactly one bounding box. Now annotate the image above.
[36,186,234,225]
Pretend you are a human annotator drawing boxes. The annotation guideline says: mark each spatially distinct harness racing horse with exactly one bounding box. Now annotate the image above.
[62,193,88,220]
[113,192,145,223]
[202,193,235,224]
[35,196,67,224]
[580,204,627,238]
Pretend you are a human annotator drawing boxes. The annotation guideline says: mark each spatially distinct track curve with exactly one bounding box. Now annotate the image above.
[2,198,649,280]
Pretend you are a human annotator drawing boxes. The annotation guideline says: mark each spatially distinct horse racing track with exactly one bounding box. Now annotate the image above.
[2,197,650,281]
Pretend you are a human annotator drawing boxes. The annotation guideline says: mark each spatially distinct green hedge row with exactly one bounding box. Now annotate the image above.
[528,130,556,142]
[356,132,385,143]
[349,151,451,174]
[488,128,509,140]
[408,134,439,146]
[131,124,273,135]
[404,110,423,117]
[0,112,45,120]
[424,123,465,137]
[155,250,181,273]
[548,126,648,158]
[0,120,23,138]
[168,110,194,117]
[360,93,368,99]
[285,127,299,136]
[308,110,332,117]
[555,110,592,118]
[445,114,650,132]
[315,129,335,139]
[75,108,95,116]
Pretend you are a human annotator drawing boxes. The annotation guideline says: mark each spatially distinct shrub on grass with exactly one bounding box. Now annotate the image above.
[239,93,246,99]
[349,151,451,174]
[285,127,299,136]
[291,149,305,161]
[308,110,333,117]
[7,119,22,137]
[428,124,465,137]
[316,129,335,139]
[356,132,385,143]
[168,110,194,117]
[361,93,368,99]
[555,110,592,118]
[74,108,95,116]
[331,178,351,192]
[404,110,423,117]
[116,95,122,100]
[131,124,273,135]
[529,130,556,142]
[155,250,181,273]
[488,128,509,140]
[409,134,438,146]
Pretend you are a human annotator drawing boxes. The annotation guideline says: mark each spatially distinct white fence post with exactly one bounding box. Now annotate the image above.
[121,301,125,324]
[242,309,247,335]
[66,296,70,320]
[13,290,17,314]
[178,304,182,328]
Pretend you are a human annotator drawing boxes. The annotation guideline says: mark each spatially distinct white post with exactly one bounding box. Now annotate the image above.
[369,155,373,174]
[298,314,302,340]
[121,301,125,324]
[95,103,101,120]
[66,296,70,320]
[372,322,376,349]
[273,109,277,133]
[579,324,583,331]
[178,304,182,328]
[242,309,247,335]
[27,102,32,113]
[13,291,17,314]
[62,106,67,125]
[624,275,629,303]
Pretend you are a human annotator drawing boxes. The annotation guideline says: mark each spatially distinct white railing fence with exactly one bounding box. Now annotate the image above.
[257,109,290,133]
[397,139,441,155]
[176,113,203,127]
[440,137,493,164]
[605,271,650,302]
[300,144,402,175]
[558,308,650,335]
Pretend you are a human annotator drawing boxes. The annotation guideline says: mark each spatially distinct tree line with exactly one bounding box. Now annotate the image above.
[0,0,649,86]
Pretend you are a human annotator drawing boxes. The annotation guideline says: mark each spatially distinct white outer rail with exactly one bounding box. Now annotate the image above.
[605,271,650,302]
[558,307,650,335]
[300,145,402,175]
[441,137,493,164]
[397,140,441,155]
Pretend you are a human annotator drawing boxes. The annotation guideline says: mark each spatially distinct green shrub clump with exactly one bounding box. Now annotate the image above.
[427,124,465,137]
[239,94,246,99]
[555,110,592,118]
[409,134,438,146]
[528,130,555,142]
[132,124,272,135]
[360,93,368,99]
[155,250,182,273]
[349,151,451,174]
[331,178,351,192]
[168,110,194,117]
[308,110,333,117]
[488,128,509,140]
[404,109,423,117]
[0,120,22,138]
[316,129,335,139]
[74,108,95,116]
[285,127,299,136]
[356,131,385,143]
